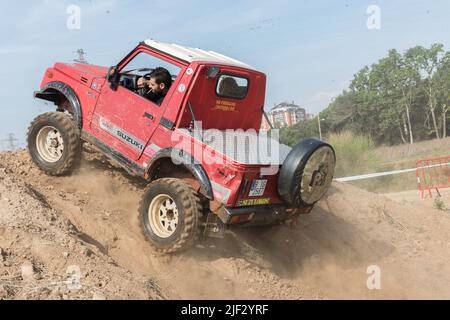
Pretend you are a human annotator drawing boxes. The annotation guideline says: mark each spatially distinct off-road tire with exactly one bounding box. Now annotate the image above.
[278,138,336,207]
[139,178,203,254]
[27,112,81,176]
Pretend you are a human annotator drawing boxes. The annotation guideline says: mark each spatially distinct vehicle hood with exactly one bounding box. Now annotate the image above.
[54,62,109,85]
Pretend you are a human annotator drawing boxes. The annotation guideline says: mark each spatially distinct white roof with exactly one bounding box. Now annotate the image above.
[144,39,256,70]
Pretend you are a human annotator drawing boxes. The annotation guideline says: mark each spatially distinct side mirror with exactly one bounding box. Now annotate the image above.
[106,66,120,91]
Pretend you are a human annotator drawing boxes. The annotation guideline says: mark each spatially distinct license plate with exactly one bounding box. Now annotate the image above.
[249,179,268,197]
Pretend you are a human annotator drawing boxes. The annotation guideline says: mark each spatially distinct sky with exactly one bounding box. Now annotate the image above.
[1,0,449,148]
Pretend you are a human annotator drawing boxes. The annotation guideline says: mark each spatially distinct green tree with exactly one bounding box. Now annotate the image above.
[279,119,319,146]
[282,43,450,147]
[405,44,446,139]
[433,51,450,138]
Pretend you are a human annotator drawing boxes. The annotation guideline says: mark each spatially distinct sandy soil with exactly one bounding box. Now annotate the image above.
[1,149,450,300]
[385,188,450,210]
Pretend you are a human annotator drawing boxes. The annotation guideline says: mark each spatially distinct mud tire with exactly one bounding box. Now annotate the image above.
[139,178,203,254]
[27,112,81,176]
[278,138,335,207]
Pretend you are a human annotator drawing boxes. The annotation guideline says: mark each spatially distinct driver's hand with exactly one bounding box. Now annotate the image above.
[137,77,147,88]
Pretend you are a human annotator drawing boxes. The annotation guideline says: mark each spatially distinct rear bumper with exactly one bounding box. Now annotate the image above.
[216,204,311,227]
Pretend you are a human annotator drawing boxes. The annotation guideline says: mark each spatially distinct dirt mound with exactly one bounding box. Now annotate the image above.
[1,149,450,299]
[0,159,165,300]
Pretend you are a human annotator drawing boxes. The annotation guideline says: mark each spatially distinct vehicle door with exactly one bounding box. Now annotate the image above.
[90,49,182,160]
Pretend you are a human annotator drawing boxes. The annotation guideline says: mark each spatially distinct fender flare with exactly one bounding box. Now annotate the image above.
[34,81,83,130]
[146,148,214,200]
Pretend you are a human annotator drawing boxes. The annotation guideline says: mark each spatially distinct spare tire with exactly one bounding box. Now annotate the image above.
[278,138,335,208]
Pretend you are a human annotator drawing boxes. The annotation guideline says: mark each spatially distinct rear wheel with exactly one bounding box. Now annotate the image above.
[139,178,203,254]
[27,112,81,176]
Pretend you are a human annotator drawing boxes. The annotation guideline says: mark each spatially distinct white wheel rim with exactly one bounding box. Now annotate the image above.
[36,126,64,163]
[148,194,179,238]
[300,146,335,205]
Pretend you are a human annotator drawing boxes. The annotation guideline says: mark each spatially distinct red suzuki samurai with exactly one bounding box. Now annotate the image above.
[28,39,336,253]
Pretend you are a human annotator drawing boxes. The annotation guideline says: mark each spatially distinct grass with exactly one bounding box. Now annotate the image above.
[374,137,450,169]
[326,131,378,177]
[326,133,450,194]
[434,197,448,212]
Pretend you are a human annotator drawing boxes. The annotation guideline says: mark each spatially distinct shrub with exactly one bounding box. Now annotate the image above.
[327,130,377,177]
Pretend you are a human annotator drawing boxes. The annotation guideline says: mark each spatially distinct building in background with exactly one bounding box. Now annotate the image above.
[261,101,309,130]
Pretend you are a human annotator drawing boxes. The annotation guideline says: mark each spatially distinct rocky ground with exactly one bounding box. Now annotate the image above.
[1,149,450,300]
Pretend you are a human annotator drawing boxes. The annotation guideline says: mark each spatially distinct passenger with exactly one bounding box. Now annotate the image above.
[218,76,239,97]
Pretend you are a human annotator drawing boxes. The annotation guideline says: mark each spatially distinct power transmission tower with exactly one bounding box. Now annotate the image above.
[2,133,18,151]
[74,49,88,64]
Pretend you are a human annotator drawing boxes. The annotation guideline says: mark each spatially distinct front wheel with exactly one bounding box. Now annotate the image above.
[27,112,81,176]
[139,178,203,254]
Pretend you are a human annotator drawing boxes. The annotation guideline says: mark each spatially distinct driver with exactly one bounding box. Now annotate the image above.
[136,67,172,105]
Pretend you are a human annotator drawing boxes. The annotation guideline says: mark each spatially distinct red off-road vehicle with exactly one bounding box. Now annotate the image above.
[28,40,336,253]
